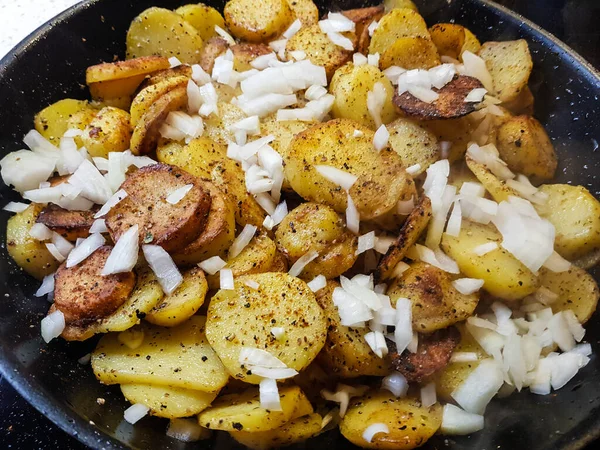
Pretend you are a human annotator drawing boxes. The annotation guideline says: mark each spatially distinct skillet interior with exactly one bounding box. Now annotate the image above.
[0,0,599,448]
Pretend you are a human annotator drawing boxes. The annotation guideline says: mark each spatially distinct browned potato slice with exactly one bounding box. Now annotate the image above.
[224,0,294,43]
[36,204,95,241]
[429,23,481,60]
[231,43,272,71]
[137,66,193,92]
[502,86,534,115]
[175,3,225,42]
[81,106,132,158]
[375,196,432,282]
[572,248,600,270]
[286,0,319,26]
[316,280,390,377]
[478,39,533,103]
[269,250,289,272]
[130,85,187,155]
[130,75,189,127]
[285,24,356,80]
[106,163,211,252]
[496,115,557,181]
[387,118,439,175]
[368,8,429,55]
[390,326,460,382]
[203,102,247,145]
[86,56,170,84]
[230,413,322,449]
[465,155,518,203]
[423,116,474,162]
[387,261,479,332]
[199,37,230,73]
[393,75,484,120]
[126,7,204,64]
[380,36,440,70]
[53,246,136,325]
[34,99,93,144]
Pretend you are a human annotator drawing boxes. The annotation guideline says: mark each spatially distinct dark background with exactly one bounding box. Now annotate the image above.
[1,0,599,448]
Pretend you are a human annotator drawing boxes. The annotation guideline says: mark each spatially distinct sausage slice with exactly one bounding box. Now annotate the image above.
[36,204,95,241]
[53,245,136,325]
[390,326,461,382]
[106,163,211,252]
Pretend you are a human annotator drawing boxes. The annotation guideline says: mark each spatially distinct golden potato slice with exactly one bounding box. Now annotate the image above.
[387,261,479,333]
[285,119,411,221]
[429,23,481,60]
[130,85,187,155]
[269,250,289,272]
[205,272,327,384]
[275,202,358,279]
[441,221,539,300]
[384,0,418,12]
[465,155,518,203]
[86,56,170,84]
[231,43,272,71]
[496,115,557,181]
[121,383,217,418]
[340,391,442,450]
[34,99,92,144]
[387,118,439,175]
[316,280,390,377]
[175,3,225,42]
[106,163,211,252]
[285,24,356,80]
[393,75,484,120]
[145,267,208,327]
[130,75,189,127]
[572,248,600,270]
[368,8,429,55]
[213,82,243,103]
[80,106,132,158]
[478,39,533,103]
[92,316,228,392]
[501,86,534,116]
[286,0,319,26]
[203,101,247,145]
[224,0,294,43]
[199,37,230,73]
[423,116,474,162]
[330,63,396,129]
[36,204,94,241]
[126,7,204,64]
[198,385,312,432]
[375,196,431,282]
[540,266,599,324]
[230,413,322,449]
[137,65,193,91]
[380,36,440,70]
[6,204,60,280]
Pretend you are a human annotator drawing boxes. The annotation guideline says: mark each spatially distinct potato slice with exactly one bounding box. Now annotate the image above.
[130,75,189,127]
[175,3,225,42]
[380,36,440,70]
[496,115,557,181]
[375,196,432,282]
[230,413,322,449]
[368,8,429,55]
[393,75,484,120]
[6,204,60,280]
[206,272,327,384]
[423,116,474,162]
[384,0,418,12]
[502,86,534,116]
[387,118,439,175]
[121,383,217,418]
[91,316,228,392]
[80,106,132,158]
[540,266,599,324]
[203,101,247,145]
[465,155,518,203]
[429,23,481,60]
[340,391,442,449]
[137,65,193,91]
[286,0,319,26]
[130,85,187,155]
[269,250,289,272]
[126,7,204,64]
[224,0,294,43]
[478,39,533,103]
[199,37,230,73]
[441,221,539,300]
[330,63,396,129]
[198,385,312,432]
[316,280,390,377]
[34,99,93,144]
[36,204,94,241]
[231,43,272,71]
[285,119,411,221]
[146,267,208,327]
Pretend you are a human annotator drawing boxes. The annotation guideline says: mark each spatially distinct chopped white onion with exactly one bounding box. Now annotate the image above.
[229,224,257,259]
[165,184,194,205]
[219,268,234,290]
[373,124,389,151]
[345,194,360,235]
[35,273,55,297]
[445,201,462,237]
[367,82,387,128]
[198,256,226,275]
[452,278,484,295]
[283,18,302,39]
[473,242,498,256]
[52,232,74,258]
[353,52,368,66]
[364,331,388,358]
[102,225,139,275]
[259,378,282,411]
[381,373,409,398]
[450,352,479,363]
[29,223,53,241]
[66,233,105,268]
[441,404,484,435]
[68,160,113,204]
[461,51,494,91]
[362,423,389,443]
[90,219,108,234]
[451,359,504,414]
[394,298,413,355]
[321,384,369,418]
[414,244,459,273]
[45,243,65,262]
[548,311,576,352]
[543,251,571,272]
[142,245,183,295]
[239,347,298,379]
[124,403,149,424]
[168,56,182,68]
[3,201,29,213]
[94,189,128,219]
[307,275,327,292]
[166,418,206,442]
[41,309,65,343]
[289,250,319,277]
[464,88,487,102]
[356,231,376,255]
[314,165,357,191]
[0,150,56,194]
[214,25,235,45]
[420,382,437,407]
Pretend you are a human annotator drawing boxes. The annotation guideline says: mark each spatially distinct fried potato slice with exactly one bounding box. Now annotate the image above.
[423,116,474,162]
[224,0,294,43]
[130,85,187,155]
[81,106,132,158]
[130,75,189,127]
[199,37,230,73]
[368,8,429,55]
[231,43,272,71]
[86,56,170,84]
[174,3,225,42]
[230,413,322,449]
[34,99,94,144]
[205,272,327,384]
[375,196,432,282]
[286,0,319,27]
[106,163,211,252]
[380,36,440,70]
[387,118,439,175]
[393,75,484,120]
[92,316,229,392]
[203,101,247,145]
[429,23,481,60]
[465,155,518,203]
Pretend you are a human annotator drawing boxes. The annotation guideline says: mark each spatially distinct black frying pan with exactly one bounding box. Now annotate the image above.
[1,0,599,448]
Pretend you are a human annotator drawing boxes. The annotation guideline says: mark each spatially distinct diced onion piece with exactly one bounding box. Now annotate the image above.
[367,82,386,128]
[29,223,53,241]
[94,189,128,218]
[142,245,183,295]
[229,224,257,259]
[271,327,285,339]
[441,404,484,435]
[362,423,389,443]
[373,124,389,151]
[394,298,413,355]
[198,256,227,275]
[464,88,487,102]
[451,359,504,414]
[368,53,380,67]
[244,279,260,290]
[563,310,585,342]
[461,51,494,91]
[322,384,369,418]
[45,243,65,262]
[548,311,576,352]
[52,232,74,258]
[473,242,498,256]
[35,273,55,297]
[345,194,360,235]
[305,85,328,101]
[255,192,276,215]
[332,286,373,327]
[166,184,193,205]
[68,159,113,204]
[450,352,479,363]
[0,150,56,194]
[550,352,590,390]
[283,18,302,39]
[446,201,462,237]
[41,309,65,343]
[90,219,108,234]
[168,56,182,68]
[307,275,327,292]
[214,24,235,45]
[259,378,282,411]
[420,382,437,407]
[166,418,207,442]
[381,373,408,398]
[124,403,149,424]
[219,268,234,290]
[315,165,357,191]
[452,278,484,295]
[239,347,298,379]
[66,233,105,268]
[364,331,388,358]
[356,231,376,255]
[3,201,29,213]
[405,163,421,176]
[102,225,139,275]
[415,244,459,274]
[271,201,288,226]
[368,20,379,36]
[353,53,368,66]
[288,250,319,277]
[543,251,571,272]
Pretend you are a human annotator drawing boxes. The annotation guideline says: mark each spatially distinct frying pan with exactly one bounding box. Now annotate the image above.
[1,0,599,448]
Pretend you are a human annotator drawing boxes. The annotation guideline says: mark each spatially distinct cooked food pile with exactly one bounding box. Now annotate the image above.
[1,0,599,448]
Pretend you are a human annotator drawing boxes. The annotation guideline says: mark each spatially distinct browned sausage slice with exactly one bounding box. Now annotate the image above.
[393,75,484,120]
[106,163,212,252]
[389,326,461,382]
[36,204,95,241]
[53,245,137,325]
